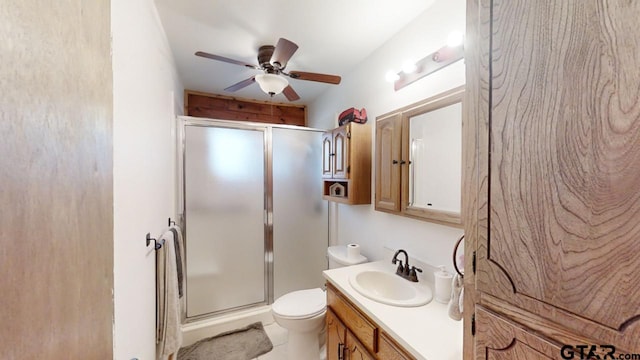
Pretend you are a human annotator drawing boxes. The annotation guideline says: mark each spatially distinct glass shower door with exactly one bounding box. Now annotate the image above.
[184,125,267,318]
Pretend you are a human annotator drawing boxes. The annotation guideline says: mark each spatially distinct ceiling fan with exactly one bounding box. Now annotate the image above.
[195,38,341,101]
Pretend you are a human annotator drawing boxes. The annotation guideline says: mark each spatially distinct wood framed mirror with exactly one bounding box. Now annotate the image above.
[375,86,464,227]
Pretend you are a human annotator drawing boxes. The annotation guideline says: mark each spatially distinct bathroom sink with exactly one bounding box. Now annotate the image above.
[348,270,432,307]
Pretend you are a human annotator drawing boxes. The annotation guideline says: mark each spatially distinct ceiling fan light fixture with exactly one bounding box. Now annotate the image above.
[255,73,288,95]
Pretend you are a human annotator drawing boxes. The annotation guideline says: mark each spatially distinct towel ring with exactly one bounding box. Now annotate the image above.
[453,234,464,277]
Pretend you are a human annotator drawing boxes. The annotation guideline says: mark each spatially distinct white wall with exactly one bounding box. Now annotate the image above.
[112,0,184,358]
[309,0,465,269]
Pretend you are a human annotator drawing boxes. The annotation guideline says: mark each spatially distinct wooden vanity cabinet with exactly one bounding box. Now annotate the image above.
[465,0,640,358]
[326,283,415,360]
[346,331,375,360]
[322,122,371,205]
[326,309,348,360]
[327,309,375,360]
[377,332,415,360]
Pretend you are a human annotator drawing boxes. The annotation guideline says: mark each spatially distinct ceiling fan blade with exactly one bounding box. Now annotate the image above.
[224,77,256,92]
[282,85,300,101]
[195,51,259,69]
[288,71,341,84]
[270,38,298,69]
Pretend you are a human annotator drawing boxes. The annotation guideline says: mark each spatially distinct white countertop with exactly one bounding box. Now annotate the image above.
[323,260,463,360]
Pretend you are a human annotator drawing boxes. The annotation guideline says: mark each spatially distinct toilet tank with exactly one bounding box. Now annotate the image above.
[327,245,368,269]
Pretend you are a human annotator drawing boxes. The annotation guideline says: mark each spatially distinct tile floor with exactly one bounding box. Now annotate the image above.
[245,322,287,360]
[254,322,328,360]
[252,322,289,360]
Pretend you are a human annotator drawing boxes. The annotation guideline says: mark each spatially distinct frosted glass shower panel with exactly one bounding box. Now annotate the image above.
[272,128,328,299]
[184,125,267,317]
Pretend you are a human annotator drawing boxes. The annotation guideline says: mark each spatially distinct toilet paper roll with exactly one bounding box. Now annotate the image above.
[346,243,360,260]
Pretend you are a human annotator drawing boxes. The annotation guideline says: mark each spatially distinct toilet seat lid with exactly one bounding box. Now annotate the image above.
[272,288,326,319]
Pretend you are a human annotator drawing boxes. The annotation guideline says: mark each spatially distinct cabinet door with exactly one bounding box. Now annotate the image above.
[346,330,375,360]
[327,309,347,360]
[333,125,350,179]
[322,131,334,178]
[472,0,640,351]
[475,308,560,360]
[374,113,402,212]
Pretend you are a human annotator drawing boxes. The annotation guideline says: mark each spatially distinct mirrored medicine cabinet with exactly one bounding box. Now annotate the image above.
[374,86,464,227]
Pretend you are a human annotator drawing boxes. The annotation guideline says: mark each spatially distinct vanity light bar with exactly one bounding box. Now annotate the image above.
[393,44,464,91]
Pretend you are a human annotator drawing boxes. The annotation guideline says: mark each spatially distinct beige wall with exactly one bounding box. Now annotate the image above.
[0,1,113,358]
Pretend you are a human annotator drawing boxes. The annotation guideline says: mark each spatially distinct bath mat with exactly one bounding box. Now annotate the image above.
[177,322,273,360]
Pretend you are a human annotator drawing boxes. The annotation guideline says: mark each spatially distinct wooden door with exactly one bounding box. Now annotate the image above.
[333,125,350,179]
[374,113,402,212]
[467,0,640,354]
[322,131,334,178]
[327,309,347,360]
[1,0,114,358]
[475,308,560,360]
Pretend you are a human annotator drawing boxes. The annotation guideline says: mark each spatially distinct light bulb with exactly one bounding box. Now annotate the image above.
[402,60,417,74]
[447,31,464,47]
[385,70,400,83]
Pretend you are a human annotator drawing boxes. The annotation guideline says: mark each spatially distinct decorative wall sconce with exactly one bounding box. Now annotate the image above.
[390,32,464,91]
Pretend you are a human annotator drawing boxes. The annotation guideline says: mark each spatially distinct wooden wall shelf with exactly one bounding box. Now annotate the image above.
[321,122,371,205]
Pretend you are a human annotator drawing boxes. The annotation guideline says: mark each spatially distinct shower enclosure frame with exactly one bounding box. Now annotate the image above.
[177,116,327,323]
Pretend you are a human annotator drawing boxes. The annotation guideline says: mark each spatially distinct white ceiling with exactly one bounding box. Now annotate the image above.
[154,0,436,105]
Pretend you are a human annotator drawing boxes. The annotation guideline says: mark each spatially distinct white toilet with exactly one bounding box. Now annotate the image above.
[271,245,368,360]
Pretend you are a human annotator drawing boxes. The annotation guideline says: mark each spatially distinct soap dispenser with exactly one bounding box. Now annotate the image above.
[434,265,453,303]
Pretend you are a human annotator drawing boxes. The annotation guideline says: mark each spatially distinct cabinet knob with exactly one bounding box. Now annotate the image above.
[392,160,399,164]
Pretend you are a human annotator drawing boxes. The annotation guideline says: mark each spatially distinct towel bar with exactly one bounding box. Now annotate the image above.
[146,233,164,250]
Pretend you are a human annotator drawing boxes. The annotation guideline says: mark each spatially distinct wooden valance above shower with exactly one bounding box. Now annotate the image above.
[184,90,306,126]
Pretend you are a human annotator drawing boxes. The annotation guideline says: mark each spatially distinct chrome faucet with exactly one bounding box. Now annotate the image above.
[391,249,422,282]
